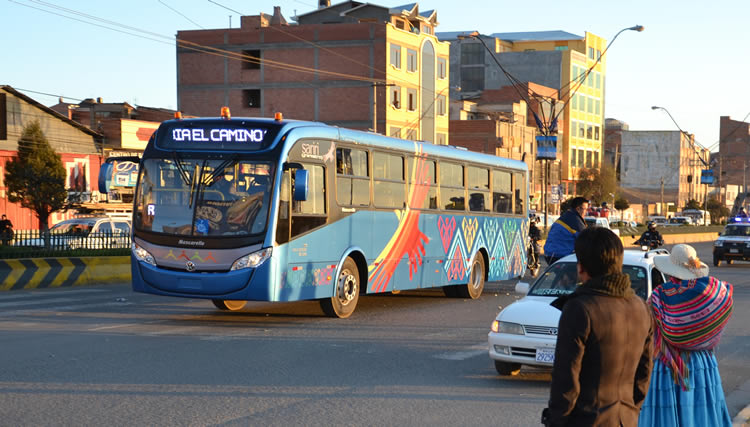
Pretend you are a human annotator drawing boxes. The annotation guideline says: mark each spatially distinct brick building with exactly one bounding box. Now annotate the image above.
[0,85,103,229]
[718,116,750,192]
[176,2,450,143]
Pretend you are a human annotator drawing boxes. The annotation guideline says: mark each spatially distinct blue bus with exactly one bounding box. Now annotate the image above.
[128,110,529,317]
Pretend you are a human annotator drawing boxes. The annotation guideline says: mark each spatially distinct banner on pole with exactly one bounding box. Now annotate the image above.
[700,169,714,184]
[536,135,557,160]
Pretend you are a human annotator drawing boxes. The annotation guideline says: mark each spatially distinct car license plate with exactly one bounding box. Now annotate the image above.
[536,348,555,363]
[730,249,739,253]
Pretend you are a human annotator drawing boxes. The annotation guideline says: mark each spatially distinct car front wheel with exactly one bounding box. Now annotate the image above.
[494,360,521,376]
[713,256,722,267]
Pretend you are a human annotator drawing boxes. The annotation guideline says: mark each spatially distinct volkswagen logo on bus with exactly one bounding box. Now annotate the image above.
[185,261,196,272]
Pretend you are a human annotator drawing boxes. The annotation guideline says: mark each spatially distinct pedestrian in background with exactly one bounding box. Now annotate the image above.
[543,227,653,426]
[0,214,13,245]
[638,244,733,427]
[542,196,588,265]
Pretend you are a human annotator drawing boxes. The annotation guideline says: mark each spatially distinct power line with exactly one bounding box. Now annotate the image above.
[158,0,204,29]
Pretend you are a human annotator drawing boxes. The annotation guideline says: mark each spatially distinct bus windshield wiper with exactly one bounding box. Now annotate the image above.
[203,155,239,188]
[172,151,198,207]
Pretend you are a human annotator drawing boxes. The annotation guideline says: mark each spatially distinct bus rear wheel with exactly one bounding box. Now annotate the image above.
[456,255,485,299]
[320,258,360,318]
[212,299,247,311]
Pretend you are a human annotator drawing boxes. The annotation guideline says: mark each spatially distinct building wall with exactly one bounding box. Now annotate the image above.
[621,130,707,209]
[0,89,102,229]
[718,115,750,190]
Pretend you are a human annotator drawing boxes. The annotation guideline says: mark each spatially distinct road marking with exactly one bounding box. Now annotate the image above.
[434,343,488,360]
[0,297,84,309]
[0,288,108,301]
[88,323,138,331]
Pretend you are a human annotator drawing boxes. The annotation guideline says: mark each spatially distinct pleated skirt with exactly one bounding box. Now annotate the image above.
[638,350,731,427]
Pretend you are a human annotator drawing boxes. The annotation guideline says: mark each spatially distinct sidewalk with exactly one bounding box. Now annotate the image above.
[729,379,750,426]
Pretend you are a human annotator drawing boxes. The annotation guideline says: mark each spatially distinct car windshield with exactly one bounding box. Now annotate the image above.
[585,219,597,227]
[723,225,750,236]
[133,158,274,239]
[50,220,96,237]
[669,218,688,224]
[528,261,649,299]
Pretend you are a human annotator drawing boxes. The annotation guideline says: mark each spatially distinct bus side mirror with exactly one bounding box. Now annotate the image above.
[98,162,113,193]
[293,169,309,201]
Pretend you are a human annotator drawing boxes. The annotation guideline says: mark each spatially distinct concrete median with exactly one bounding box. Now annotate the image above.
[539,232,717,254]
[0,256,130,291]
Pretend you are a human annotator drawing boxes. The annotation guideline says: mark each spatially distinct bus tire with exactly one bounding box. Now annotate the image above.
[456,255,485,299]
[320,258,359,318]
[212,299,247,311]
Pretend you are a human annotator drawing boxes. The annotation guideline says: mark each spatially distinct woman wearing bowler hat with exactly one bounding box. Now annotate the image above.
[638,244,733,427]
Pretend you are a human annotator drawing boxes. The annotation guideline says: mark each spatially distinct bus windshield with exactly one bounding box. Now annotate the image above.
[134,158,273,239]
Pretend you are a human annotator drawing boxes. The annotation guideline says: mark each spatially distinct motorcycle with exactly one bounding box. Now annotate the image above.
[632,237,662,251]
[527,236,541,277]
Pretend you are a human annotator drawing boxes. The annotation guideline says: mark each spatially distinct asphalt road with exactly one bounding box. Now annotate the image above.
[0,241,747,426]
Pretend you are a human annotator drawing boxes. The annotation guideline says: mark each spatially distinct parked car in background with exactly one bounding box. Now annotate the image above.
[583,216,620,236]
[648,216,668,226]
[16,217,131,250]
[679,209,711,225]
[487,249,666,375]
[664,216,693,226]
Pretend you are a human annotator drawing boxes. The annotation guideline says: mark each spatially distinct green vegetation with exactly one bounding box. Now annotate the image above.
[4,120,68,232]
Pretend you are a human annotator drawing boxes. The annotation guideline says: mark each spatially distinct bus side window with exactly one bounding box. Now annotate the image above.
[513,172,526,215]
[291,164,327,239]
[492,169,512,214]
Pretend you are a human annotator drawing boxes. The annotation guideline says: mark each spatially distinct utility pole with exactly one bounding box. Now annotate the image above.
[660,176,665,215]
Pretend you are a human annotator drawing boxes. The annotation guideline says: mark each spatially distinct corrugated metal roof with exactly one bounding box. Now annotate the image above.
[491,30,583,42]
[435,30,486,40]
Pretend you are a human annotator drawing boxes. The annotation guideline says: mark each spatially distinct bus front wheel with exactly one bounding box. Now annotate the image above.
[320,258,360,318]
[212,299,247,311]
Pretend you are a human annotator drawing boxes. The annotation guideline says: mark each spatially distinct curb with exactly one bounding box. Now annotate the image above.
[734,405,750,427]
[0,256,130,291]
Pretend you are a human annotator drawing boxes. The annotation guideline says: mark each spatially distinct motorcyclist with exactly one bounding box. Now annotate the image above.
[635,222,664,248]
[529,217,541,254]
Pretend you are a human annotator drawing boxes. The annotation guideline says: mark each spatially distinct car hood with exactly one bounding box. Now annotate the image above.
[495,295,563,327]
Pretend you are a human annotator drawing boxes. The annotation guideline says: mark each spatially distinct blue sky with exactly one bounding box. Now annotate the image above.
[3,0,749,151]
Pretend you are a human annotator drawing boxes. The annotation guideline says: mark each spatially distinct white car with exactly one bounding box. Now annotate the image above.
[17,217,131,250]
[583,216,620,236]
[487,250,666,375]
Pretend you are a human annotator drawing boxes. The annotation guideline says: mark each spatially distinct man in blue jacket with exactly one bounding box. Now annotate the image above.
[543,197,589,265]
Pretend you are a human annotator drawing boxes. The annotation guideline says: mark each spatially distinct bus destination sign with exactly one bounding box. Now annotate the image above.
[155,121,281,151]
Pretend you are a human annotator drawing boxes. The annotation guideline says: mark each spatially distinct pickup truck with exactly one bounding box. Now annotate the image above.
[584,216,620,236]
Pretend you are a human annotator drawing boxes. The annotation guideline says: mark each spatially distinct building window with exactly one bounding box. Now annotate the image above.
[389,127,401,138]
[242,50,261,69]
[243,89,261,108]
[586,125,593,140]
[407,89,417,111]
[570,120,577,138]
[572,94,578,111]
[390,86,401,109]
[579,122,585,137]
[588,47,595,59]
[422,25,432,35]
[394,18,405,30]
[437,95,446,116]
[461,66,484,92]
[436,133,447,145]
[596,73,601,89]
[390,44,401,69]
[570,148,577,168]
[407,49,417,72]
[578,149,585,167]
[594,126,600,141]
[594,151,599,168]
[596,49,602,59]
[555,46,568,51]
[405,129,417,140]
[587,97,593,113]
[437,58,447,79]
[586,151,593,168]
[595,99,600,115]
[461,43,483,65]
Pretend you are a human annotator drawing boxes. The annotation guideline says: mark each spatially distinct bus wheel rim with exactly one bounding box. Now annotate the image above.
[337,272,357,305]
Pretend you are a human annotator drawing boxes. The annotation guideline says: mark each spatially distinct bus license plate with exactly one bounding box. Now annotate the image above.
[730,249,739,253]
[536,348,555,363]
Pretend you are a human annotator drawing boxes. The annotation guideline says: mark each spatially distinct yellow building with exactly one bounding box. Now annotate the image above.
[385,6,450,144]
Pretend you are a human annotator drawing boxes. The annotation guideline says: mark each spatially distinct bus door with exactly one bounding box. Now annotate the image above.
[276,142,333,300]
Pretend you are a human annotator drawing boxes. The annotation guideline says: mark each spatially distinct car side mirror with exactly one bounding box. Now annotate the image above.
[515,281,530,295]
[293,169,309,201]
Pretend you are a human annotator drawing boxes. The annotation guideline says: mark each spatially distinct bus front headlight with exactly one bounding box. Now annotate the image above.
[231,247,272,271]
[132,243,156,266]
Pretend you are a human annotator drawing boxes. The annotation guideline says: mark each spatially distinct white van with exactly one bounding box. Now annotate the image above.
[648,216,668,226]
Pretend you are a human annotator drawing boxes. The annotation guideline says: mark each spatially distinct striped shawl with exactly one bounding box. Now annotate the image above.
[649,276,733,389]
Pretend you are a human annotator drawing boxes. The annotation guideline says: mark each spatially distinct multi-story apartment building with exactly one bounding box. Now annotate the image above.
[438,30,606,188]
[177,2,450,144]
[620,130,709,211]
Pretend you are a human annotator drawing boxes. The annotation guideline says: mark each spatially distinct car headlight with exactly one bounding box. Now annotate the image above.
[132,242,156,266]
[231,247,272,271]
[714,240,723,247]
[746,242,750,248]
[492,321,525,335]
